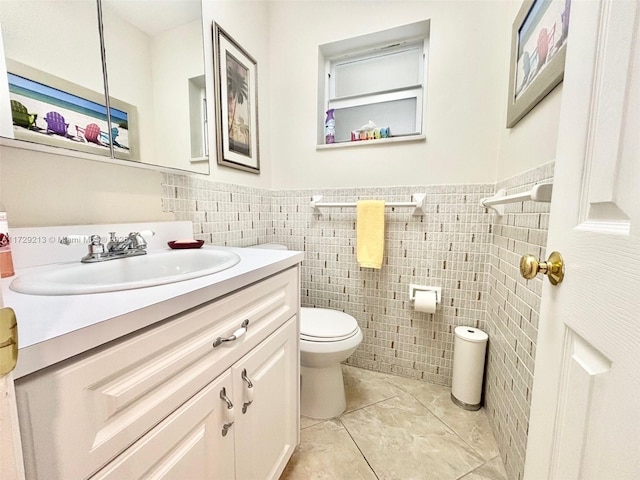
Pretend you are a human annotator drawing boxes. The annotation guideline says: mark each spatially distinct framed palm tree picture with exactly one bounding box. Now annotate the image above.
[213,23,260,173]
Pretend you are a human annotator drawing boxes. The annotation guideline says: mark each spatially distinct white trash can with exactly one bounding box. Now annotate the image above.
[451,326,488,410]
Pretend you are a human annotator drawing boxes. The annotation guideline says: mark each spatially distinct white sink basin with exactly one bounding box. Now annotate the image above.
[10,248,241,295]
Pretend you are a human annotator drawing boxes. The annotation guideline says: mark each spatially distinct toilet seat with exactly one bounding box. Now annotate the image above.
[300,307,359,342]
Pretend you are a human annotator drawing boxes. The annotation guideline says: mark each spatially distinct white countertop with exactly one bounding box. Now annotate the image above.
[4,244,303,379]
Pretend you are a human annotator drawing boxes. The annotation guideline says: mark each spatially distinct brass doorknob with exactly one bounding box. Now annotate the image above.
[520,251,564,285]
[0,307,18,376]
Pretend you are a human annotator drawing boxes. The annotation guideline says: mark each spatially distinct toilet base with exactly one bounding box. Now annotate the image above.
[300,363,346,419]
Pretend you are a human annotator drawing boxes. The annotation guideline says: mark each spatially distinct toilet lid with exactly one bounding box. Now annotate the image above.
[300,307,360,342]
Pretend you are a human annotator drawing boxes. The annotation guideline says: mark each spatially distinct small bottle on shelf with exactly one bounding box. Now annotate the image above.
[324,109,335,144]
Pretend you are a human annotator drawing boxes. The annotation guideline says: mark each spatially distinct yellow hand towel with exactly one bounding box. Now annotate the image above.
[356,200,385,269]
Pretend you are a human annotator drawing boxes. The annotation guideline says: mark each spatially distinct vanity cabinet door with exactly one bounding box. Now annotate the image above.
[90,370,235,480]
[232,317,299,480]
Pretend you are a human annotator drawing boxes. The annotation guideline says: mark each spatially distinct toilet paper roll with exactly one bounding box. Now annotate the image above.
[414,290,437,313]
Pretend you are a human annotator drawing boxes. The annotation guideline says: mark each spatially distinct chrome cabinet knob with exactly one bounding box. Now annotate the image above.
[220,387,235,437]
[241,369,254,414]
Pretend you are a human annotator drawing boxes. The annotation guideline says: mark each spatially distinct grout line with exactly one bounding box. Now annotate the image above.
[341,391,403,417]
[338,416,380,480]
[407,389,489,464]
[299,417,324,430]
[454,454,507,480]
[336,378,413,480]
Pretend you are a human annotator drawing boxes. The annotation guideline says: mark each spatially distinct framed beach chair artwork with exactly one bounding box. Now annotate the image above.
[5,60,138,160]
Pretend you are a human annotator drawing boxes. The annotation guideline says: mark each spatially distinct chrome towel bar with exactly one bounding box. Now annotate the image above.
[311,193,426,216]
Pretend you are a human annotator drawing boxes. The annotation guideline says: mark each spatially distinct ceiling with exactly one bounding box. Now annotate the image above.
[102,0,201,37]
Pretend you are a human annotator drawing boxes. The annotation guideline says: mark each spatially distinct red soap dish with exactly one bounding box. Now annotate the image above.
[168,240,205,249]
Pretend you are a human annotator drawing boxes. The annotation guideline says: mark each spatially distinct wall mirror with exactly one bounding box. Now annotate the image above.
[0,0,209,174]
[0,0,108,157]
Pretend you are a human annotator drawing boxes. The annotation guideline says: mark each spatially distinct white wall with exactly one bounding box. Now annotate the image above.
[151,20,208,173]
[0,146,171,227]
[268,0,510,189]
[495,86,562,181]
[102,6,158,169]
[0,1,104,95]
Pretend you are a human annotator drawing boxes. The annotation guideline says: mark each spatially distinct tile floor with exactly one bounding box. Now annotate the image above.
[281,365,507,480]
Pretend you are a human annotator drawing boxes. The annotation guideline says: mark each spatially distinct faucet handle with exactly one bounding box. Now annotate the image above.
[87,235,105,255]
[127,230,155,250]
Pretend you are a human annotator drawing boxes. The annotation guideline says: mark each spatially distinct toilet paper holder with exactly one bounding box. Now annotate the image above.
[409,285,441,305]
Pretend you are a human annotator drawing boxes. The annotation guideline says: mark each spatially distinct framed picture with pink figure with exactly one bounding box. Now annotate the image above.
[506,0,571,127]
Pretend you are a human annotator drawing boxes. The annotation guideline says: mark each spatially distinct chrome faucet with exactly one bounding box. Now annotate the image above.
[106,231,148,253]
[60,230,154,263]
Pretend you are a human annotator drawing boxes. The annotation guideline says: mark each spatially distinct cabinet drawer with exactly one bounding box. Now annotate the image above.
[16,267,298,480]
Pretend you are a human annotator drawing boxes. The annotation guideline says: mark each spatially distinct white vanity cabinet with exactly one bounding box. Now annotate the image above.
[92,318,298,480]
[14,267,300,480]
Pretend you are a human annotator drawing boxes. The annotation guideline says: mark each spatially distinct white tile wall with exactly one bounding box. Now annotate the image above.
[484,162,554,480]
[271,186,493,385]
[161,174,272,247]
[162,163,554,480]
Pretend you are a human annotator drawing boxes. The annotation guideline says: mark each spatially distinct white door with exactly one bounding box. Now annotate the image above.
[0,373,24,480]
[524,1,640,479]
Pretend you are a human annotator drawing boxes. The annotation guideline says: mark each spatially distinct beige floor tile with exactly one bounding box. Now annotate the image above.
[410,383,500,461]
[458,456,508,480]
[342,364,405,412]
[341,393,485,480]
[280,420,377,480]
[288,367,506,479]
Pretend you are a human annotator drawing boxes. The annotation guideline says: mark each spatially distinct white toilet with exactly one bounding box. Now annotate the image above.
[299,307,363,419]
[250,244,363,419]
